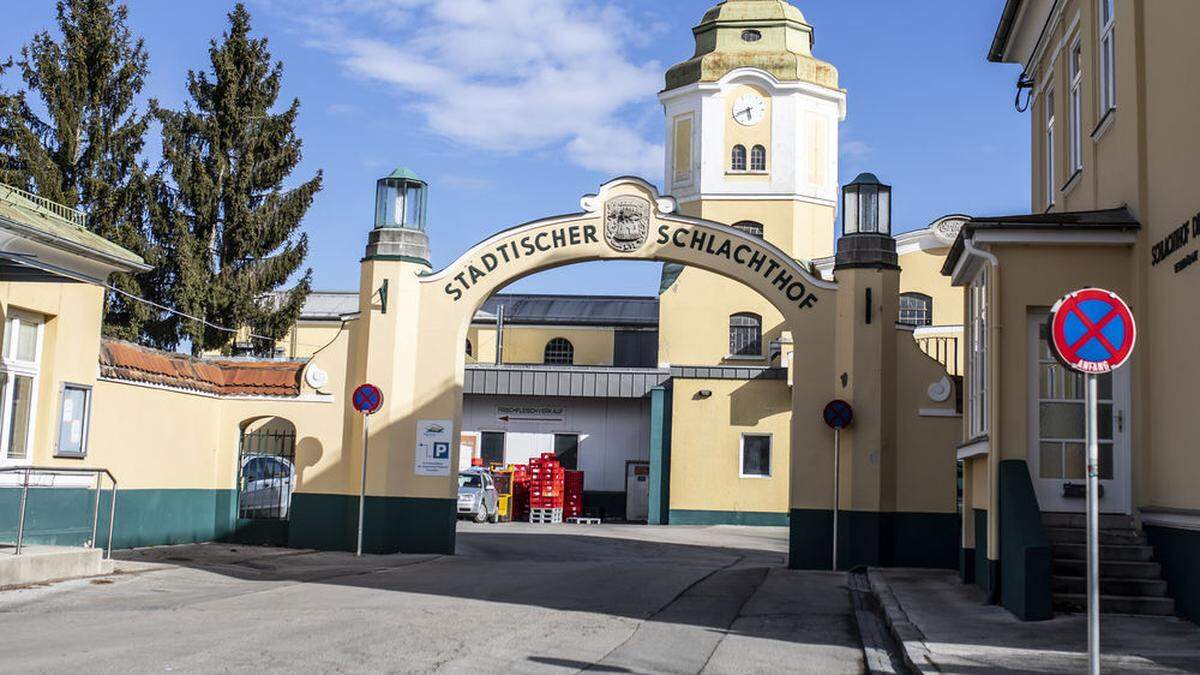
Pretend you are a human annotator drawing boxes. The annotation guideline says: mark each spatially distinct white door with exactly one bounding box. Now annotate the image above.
[1027,315,1131,514]
[625,462,650,522]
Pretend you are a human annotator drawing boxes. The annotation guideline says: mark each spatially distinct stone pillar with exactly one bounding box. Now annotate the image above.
[828,232,899,569]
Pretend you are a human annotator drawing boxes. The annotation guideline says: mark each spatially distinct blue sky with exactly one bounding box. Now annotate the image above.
[1,0,1030,296]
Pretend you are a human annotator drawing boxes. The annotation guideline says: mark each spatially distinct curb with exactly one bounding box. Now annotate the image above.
[866,569,939,674]
[847,568,908,674]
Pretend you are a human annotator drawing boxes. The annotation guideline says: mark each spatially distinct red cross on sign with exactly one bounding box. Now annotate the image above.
[1049,288,1136,374]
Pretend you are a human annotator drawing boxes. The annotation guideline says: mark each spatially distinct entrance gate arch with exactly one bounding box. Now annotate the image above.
[344,177,902,565]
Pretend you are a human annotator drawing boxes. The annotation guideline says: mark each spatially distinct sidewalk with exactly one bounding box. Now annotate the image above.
[870,568,1200,674]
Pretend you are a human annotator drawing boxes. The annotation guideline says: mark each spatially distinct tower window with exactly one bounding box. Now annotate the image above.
[731,221,763,238]
[731,145,747,172]
[899,293,933,327]
[729,313,762,357]
[544,337,575,365]
[750,145,767,172]
[741,29,762,43]
[465,339,473,357]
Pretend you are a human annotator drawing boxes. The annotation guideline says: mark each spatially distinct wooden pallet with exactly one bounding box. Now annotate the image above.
[566,516,600,525]
[529,508,563,524]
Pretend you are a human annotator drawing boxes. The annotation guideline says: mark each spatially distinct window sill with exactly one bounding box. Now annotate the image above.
[1091,107,1117,142]
[52,453,87,460]
[739,473,772,479]
[725,355,767,362]
[1061,169,1083,196]
[725,170,769,176]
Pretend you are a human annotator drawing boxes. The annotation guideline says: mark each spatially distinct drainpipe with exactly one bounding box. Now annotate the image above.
[494,304,505,365]
[966,237,1002,583]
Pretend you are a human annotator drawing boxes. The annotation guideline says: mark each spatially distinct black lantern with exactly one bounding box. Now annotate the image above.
[841,172,891,236]
[374,167,428,231]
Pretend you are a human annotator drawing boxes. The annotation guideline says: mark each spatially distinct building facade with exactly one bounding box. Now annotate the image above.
[2,0,970,578]
[950,0,1200,623]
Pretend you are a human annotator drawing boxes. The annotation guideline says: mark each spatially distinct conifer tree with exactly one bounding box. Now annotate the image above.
[0,0,160,341]
[155,4,320,355]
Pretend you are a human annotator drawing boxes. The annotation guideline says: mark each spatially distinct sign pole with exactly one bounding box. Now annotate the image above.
[357,413,369,557]
[1047,287,1135,675]
[832,427,840,572]
[1086,373,1100,675]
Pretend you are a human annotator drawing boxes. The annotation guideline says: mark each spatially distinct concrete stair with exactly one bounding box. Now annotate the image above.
[1043,512,1176,617]
[0,545,112,587]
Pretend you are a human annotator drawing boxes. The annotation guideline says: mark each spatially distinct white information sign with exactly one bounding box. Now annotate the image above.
[415,419,454,476]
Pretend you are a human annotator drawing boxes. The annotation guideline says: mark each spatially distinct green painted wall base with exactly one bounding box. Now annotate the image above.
[998,460,1052,621]
[1145,524,1200,625]
[788,509,959,571]
[648,385,672,525]
[0,487,236,549]
[960,547,976,584]
[972,509,998,601]
[670,509,788,527]
[288,493,456,554]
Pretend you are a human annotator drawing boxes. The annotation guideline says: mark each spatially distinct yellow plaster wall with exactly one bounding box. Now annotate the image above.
[899,246,962,326]
[498,326,615,366]
[723,83,772,181]
[669,377,792,514]
[892,329,960,514]
[0,282,105,465]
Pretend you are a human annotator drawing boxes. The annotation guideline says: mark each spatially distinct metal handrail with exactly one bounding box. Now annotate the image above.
[0,183,89,228]
[0,467,117,559]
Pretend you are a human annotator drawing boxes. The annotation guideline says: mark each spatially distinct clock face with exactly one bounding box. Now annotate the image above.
[732,93,766,127]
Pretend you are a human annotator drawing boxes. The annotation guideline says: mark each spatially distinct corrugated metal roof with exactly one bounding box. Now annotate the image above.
[464,364,669,398]
[298,291,660,328]
[479,294,658,327]
[669,365,788,380]
[298,291,360,320]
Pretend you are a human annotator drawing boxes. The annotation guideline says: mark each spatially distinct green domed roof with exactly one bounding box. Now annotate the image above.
[665,0,839,92]
[701,0,806,25]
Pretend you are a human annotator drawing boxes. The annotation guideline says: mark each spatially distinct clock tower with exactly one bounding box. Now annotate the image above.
[660,0,846,262]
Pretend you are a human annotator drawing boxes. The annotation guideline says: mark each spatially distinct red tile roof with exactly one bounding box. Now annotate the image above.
[99,339,303,397]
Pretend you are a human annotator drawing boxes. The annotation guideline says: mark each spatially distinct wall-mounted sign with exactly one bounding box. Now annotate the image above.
[497,405,565,423]
[415,419,453,476]
[1150,212,1200,273]
[1049,288,1136,374]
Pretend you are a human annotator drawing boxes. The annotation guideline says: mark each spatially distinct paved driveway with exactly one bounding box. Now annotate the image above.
[0,523,865,674]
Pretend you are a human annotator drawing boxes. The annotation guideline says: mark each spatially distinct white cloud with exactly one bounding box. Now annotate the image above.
[841,139,872,160]
[294,0,664,178]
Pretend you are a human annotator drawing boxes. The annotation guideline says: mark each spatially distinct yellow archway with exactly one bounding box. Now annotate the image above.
[343,177,901,560]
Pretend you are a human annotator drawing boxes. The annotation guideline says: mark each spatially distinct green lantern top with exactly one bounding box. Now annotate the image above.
[374,167,428,231]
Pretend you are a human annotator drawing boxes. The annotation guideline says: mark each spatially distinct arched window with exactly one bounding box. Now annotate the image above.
[732,221,763,238]
[731,145,747,172]
[899,293,933,327]
[465,339,473,357]
[750,144,767,172]
[729,313,762,357]
[544,337,575,365]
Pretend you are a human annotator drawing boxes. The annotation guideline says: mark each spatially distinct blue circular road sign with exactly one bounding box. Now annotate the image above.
[823,400,854,430]
[352,383,384,415]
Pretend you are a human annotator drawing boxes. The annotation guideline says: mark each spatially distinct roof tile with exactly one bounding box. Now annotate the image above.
[99,339,303,397]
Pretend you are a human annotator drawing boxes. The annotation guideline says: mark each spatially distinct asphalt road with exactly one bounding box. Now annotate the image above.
[0,522,866,674]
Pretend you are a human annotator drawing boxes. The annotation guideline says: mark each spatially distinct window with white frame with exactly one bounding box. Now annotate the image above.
[1069,39,1083,174]
[750,145,767,172]
[729,312,763,357]
[731,145,747,172]
[740,433,771,477]
[899,293,933,327]
[1099,0,1116,115]
[1044,87,1056,207]
[1,312,43,463]
[968,269,989,437]
[55,383,92,458]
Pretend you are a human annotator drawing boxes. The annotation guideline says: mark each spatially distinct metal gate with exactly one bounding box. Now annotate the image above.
[237,425,296,520]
